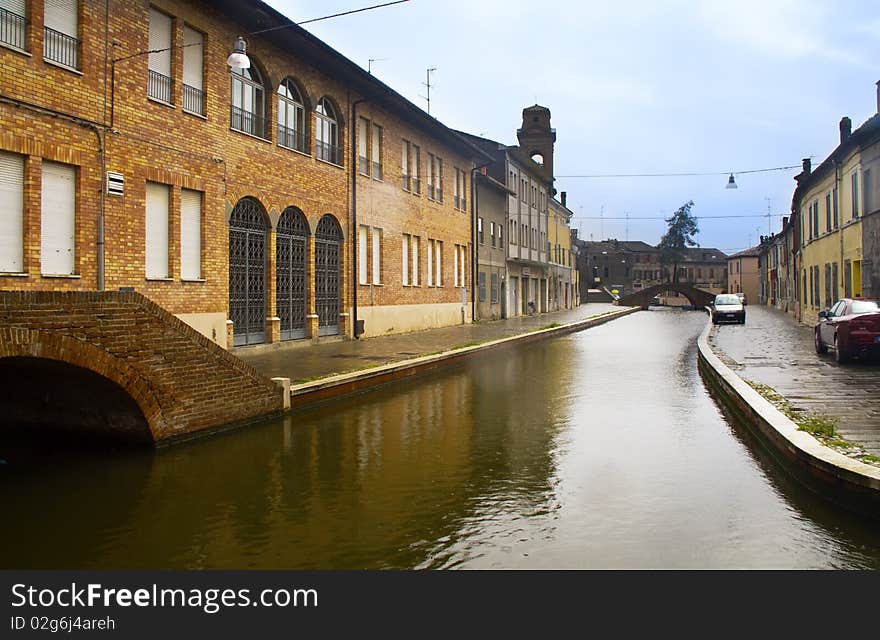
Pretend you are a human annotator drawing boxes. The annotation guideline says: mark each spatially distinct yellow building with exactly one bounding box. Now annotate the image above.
[796,114,880,324]
[548,193,577,310]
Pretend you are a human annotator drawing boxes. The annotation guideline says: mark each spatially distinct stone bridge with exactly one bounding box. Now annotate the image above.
[616,283,717,309]
[0,291,286,444]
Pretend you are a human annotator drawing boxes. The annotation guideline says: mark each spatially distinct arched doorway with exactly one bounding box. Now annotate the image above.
[276,207,309,340]
[315,215,342,336]
[229,197,268,346]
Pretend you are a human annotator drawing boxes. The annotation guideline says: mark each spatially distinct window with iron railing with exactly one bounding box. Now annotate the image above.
[43,25,79,69]
[277,79,306,152]
[0,6,27,51]
[316,98,341,165]
[182,84,205,116]
[277,124,306,154]
[148,69,173,103]
[316,140,342,165]
[230,104,266,138]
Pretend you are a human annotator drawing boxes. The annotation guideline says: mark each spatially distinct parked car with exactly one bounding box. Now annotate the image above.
[814,298,880,363]
[712,294,745,324]
[735,292,747,305]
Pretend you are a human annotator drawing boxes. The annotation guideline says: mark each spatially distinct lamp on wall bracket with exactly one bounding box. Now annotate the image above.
[725,173,738,189]
[226,36,250,69]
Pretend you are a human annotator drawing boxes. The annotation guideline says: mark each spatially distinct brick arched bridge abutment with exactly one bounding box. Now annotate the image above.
[616,283,717,309]
[0,291,286,444]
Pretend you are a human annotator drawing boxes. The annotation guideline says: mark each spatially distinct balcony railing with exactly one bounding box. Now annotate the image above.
[401,174,411,191]
[372,161,383,181]
[0,7,26,50]
[148,70,173,104]
[182,84,205,116]
[43,26,79,69]
[230,105,266,139]
[316,140,341,165]
[454,195,460,210]
[277,123,306,153]
[412,177,421,195]
[358,155,369,175]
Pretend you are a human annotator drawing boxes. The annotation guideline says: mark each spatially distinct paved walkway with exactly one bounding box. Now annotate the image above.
[709,305,880,456]
[238,303,618,383]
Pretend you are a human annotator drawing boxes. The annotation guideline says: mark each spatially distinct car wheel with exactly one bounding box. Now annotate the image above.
[834,336,849,363]
[815,330,827,354]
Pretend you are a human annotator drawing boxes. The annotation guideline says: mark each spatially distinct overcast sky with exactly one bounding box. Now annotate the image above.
[263,0,880,255]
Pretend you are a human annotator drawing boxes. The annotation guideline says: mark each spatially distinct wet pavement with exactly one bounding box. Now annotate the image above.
[709,305,880,456]
[238,303,619,383]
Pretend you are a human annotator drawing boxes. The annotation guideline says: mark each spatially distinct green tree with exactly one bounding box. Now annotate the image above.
[658,200,699,283]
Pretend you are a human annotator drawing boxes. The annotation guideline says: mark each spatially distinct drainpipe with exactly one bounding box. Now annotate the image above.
[351,97,367,338]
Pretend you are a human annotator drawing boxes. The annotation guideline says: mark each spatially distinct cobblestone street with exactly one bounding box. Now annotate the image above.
[709,305,880,456]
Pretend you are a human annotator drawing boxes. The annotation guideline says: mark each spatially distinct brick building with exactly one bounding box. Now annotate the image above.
[0,0,487,348]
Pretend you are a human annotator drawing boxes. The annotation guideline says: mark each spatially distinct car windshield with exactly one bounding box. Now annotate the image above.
[851,300,880,314]
[715,295,739,305]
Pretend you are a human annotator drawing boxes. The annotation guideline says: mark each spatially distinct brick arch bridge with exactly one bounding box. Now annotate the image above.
[616,283,717,309]
[0,291,286,444]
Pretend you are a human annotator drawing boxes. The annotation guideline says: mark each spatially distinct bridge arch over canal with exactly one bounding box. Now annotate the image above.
[616,283,717,309]
[0,291,286,444]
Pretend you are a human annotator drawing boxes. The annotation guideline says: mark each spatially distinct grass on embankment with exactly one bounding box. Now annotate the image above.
[745,380,880,467]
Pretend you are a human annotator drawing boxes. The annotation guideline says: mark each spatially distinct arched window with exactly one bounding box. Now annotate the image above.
[316,98,341,165]
[230,66,266,138]
[277,79,306,153]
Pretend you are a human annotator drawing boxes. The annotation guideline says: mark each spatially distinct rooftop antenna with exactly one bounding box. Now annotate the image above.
[765,197,772,234]
[624,211,630,241]
[367,58,387,74]
[420,67,437,114]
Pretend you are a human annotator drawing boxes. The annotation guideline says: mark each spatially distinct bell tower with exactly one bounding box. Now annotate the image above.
[517,104,556,182]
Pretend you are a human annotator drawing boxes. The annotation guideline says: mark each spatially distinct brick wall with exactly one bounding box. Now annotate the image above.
[0,0,480,343]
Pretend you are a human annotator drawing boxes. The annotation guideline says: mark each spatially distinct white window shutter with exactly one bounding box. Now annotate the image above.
[0,151,24,272]
[148,8,172,76]
[358,225,367,284]
[0,1,26,16]
[371,229,380,284]
[44,0,77,37]
[180,189,201,280]
[41,161,75,275]
[401,235,409,286]
[145,182,169,278]
[426,239,433,286]
[182,26,203,90]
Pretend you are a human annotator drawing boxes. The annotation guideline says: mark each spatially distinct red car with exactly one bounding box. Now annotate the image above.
[814,298,880,363]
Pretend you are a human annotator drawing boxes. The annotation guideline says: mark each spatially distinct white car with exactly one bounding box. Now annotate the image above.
[712,294,746,325]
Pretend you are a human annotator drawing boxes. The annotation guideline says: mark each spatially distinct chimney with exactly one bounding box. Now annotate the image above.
[782,216,788,228]
[802,158,811,175]
[840,117,852,144]
[561,191,567,207]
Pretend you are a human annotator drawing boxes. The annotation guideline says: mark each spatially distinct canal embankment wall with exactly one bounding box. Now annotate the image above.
[286,306,642,410]
[696,315,880,517]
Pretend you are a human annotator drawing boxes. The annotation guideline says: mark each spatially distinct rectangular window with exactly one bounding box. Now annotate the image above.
[427,153,435,199]
[851,171,860,219]
[478,217,484,244]
[436,158,444,202]
[831,261,838,301]
[813,199,819,237]
[401,139,411,191]
[182,26,204,115]
[44,0,79,69]
[498,225,503,246]
[180,188,202,280]
[435,240,442,286]
[412,236,419,285]
[358,118,369,176]
[358,224,368,284]
[454,243,459,287]
[148,8,173,104]
[453,167,460,209]
[372,124,383,180]
[490,273,499,303]
[457,245,466,288]
[426,238,433,286]
[41,161,76,276]
[478,271,486,302]
[0,151,24,273]
[490,221,495,247]
[412,145,421,194]
[0,0,27,50]
[371,227,381,284]
[145,182,170,279]
[864,168,872,216]
[825,193,832,232]
[402,234,410,286]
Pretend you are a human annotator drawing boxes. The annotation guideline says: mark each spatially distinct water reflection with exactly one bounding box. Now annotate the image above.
[1,308,879,569]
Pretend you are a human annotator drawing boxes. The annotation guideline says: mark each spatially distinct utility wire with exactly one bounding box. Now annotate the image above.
[252,0,411,34]
[572,213,787,220]
[557,164,800,178]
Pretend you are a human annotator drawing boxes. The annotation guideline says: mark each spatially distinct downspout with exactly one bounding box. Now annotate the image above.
[351,97,367,338]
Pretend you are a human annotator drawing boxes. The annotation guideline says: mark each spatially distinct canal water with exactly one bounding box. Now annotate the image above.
[2,308,879,569]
